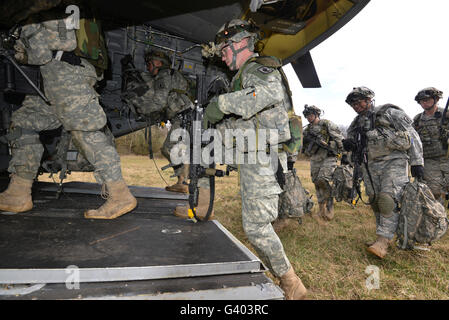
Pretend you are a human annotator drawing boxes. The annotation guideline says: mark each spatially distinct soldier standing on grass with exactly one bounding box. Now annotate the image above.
[412,87,449,204]
[201,19,307,299]
[301,105,345,222]
[343,87,423,259]
[0,18,137,219]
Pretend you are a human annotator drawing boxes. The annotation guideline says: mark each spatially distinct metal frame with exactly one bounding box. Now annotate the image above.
[0,221,265,285]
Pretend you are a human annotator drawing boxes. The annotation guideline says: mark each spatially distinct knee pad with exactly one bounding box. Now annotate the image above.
[376,192,396,218]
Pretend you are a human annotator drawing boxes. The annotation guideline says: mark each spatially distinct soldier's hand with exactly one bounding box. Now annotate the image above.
[13,42,27,64]
[411,165,425,180]
[203,100,224,127]
[343,138,356,152]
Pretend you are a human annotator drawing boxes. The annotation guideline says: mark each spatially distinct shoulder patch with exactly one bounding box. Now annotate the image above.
[257,66,274,74]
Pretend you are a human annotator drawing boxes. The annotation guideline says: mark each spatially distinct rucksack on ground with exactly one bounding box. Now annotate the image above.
[279,168,314,219]
[332,164,354,204]
[397,179,448,249]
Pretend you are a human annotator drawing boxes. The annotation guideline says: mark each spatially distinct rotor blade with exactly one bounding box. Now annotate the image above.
[290,52,321,88]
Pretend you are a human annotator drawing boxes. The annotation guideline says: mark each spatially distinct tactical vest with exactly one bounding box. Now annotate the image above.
[413,108,447,158]
[303,120,335,156]
[365,104,411,160]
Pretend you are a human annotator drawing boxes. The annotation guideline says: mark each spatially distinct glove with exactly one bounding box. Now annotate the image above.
[343,138,357,152]
[203,99,224,127]
[411,165,424,180]
[341,154,350,165]
[13,42,28,64]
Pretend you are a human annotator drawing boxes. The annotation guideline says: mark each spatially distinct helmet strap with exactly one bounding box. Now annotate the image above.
[229,41,248,70]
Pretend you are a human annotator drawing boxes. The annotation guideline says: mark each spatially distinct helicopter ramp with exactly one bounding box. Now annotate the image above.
[0,179,283,300]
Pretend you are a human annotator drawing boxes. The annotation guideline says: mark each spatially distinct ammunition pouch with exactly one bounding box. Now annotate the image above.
[366,127,411,160]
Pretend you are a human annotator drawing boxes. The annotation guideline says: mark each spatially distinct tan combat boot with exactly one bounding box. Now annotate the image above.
[174,187,214,220]
[312,202,326,224]
[366,236,391,259]
[323,199,335,221]
[165,165,189,194]
[279,266,307,300]
[84,180,137,219]
[0,175,33,213]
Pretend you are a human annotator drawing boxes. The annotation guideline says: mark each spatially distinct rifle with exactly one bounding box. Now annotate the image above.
[182,74,226,223]
[0,27,50,104]
[349,112,375,206]
[349,127,366,206]
[303,131,337,156]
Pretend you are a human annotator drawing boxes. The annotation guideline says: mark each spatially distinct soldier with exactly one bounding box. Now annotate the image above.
[122,49,193,195]
[302,105,344,221]
[0,19,137,219]
[343,87,424,259]
[412,87,449,204]
[201,19,307,299]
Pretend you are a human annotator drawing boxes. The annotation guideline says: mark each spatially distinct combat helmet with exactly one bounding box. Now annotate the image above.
[144,49,171,66]
[414,87,443,102]
[345,86,375,105]
[215,19,259,54]
[303,104,321,117]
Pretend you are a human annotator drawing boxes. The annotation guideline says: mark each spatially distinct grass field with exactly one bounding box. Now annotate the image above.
[38,154,449,300]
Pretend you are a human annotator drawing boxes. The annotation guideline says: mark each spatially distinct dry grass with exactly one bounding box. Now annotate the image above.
[38,154,449,300]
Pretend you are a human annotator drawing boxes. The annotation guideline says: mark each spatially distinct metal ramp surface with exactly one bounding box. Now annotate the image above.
[0,179,283,300]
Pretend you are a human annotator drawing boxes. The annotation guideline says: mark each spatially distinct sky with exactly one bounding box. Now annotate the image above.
[282,0,449,126]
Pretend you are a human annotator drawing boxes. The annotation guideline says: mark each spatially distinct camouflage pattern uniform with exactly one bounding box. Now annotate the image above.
[303,119,344,215]
[124,67,193,178]
[9,20,122,184]
[347,104,423,240]
[214,52,292,277]
[413,107,449,204]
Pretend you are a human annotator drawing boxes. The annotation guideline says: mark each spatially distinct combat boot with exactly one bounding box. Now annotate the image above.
[165,165,189,194]
[365,237,394,247]
[279,266,307,300]
[174,187,214,220]
[366,236,391,259]
[323,199,335,221]
[84,180,137,219]
[312,202,326,224]
[0,175,33,213]
[165,181,188,193]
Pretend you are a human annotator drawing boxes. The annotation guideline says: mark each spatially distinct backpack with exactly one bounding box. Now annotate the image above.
[332,164,354,204]
[74,18,108,75]
[397,179,448,249]
[279,168,314,219]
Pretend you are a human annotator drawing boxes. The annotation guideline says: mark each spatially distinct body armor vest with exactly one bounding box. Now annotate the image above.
[413,109,447,158]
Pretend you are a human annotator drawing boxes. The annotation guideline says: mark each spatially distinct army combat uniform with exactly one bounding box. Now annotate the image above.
[0,19,136,219]
[123,65,193,182]
[413,107,449,203]
[213,52,293,278]
[347,104,423,241]
[302,119,344,220]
